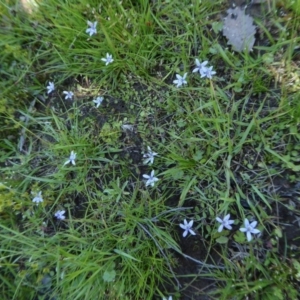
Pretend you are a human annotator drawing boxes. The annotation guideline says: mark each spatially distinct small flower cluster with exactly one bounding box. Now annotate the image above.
[47,81,104,108]
[142,146,159,187]
[46,21,113,102]
[179,215,260,242]
[192,59,216,79]
[216,214,260,242]
[173,59,216,88]
[86,21,113,64]
[32,191,66,220]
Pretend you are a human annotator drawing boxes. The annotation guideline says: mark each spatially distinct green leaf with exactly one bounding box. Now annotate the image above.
[113,249,141,262]
[212,21,223,34]
[234,231,245,243]
[292,259,300,280]
[216,236,228,244]
[102,270,116,282]
[274,227,282,238]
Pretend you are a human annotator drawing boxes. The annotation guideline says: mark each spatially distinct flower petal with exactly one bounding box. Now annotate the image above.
[188,220,194,227]
[224,214,230,221]
[218,224,224,232]
[246,231,252,242]
[179,223,186,230]
[189,229,196,235]
[216,217,223,223]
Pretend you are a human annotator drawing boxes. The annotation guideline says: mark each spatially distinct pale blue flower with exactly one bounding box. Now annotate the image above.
[216,214,235,232]
[143,170,159,187]
[46,82,55,94]
[101,53,114,65]
[55,210,66,220]
[192,59,208,74]
[179,219,196,237]
[32,191,43,204]
[143,146,158,165]
[63,91,74,100]
[93,96,103,108]
[240,218,260,241]
[173,73,188,87]
[86,21,97,36]
[64,151,76,166]
[200,66,216,79]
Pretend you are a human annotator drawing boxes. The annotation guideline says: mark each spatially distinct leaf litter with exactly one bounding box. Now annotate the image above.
[223,6,256,52]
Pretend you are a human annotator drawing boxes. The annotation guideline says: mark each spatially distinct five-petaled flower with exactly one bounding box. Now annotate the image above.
[93,96,103,108]
[46,82,55,94]
[200,66,216,79]
[192,59,208,74]
[32,191,43,204]
[64,151,76,166]
[143,146,158,165]
[173,73,188,88]
[55,210,66,220]
[179,219,196,237]
[101,53,114,65]
[143,170,159,187]
[163,297,172,300]
[216,214,235,232]
[86,20,97,36]
[63,91,74,100]
[239,218,260,242]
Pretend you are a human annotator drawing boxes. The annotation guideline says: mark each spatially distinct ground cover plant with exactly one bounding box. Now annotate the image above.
[1,0,300,299]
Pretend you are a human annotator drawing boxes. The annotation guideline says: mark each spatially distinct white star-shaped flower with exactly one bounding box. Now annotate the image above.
[192,59,208,74]
[86,20,97,36]
[101,53,114,65]
[179,219,196,237]
[32,191,43,204]
[54,210,66,220]
[143,146,158,165]
[173,73,188,88]
[46,82,55,94]
[200,66,216,79]
[239,218,260,242]
[142,170,159,187]
[216,214,235,232]
[63,91,74,100]
[163,297,172,300]
[64,151,76,166]
[93,96,103,108]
